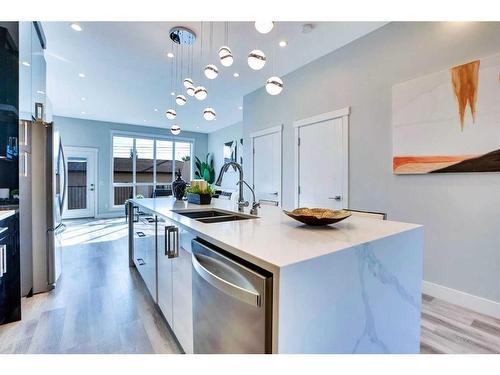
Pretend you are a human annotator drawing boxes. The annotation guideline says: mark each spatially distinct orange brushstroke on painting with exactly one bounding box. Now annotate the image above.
[393,155,477,171]
[450,60,480,131]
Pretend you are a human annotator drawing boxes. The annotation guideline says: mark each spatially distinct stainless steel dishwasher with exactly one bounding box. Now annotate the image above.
[191,239,273,354]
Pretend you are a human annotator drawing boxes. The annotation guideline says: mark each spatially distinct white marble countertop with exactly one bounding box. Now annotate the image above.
[130,197,422,270]
[0,209,16,222]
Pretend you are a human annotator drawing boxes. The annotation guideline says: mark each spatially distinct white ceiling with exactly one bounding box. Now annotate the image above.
[42,21,386,133]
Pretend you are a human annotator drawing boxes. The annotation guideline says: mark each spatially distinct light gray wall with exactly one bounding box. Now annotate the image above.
[55,116,208,216]
[242,22,500,303]
[207,121,243,190]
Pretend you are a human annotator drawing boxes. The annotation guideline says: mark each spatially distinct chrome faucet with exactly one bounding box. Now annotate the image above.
[215,162,260,215]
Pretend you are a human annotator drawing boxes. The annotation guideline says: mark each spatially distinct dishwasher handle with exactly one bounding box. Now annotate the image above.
[192,253,261,307]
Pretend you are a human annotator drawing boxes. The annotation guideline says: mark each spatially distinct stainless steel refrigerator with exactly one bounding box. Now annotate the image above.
[19,119,67,295]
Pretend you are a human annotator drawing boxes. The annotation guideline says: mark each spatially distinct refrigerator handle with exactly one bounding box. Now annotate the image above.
[59,141,67,216]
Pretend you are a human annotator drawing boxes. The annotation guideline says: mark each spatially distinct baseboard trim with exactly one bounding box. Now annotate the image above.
[95,212,125,219]
[423,280,500,319]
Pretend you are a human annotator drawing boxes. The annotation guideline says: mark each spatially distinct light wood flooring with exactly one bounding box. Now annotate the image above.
[1,217,499,354]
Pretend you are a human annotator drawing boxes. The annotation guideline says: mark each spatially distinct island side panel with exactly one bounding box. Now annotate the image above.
[277,227,423,354]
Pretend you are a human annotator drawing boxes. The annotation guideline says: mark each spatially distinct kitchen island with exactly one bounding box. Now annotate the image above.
[128,197,423,354]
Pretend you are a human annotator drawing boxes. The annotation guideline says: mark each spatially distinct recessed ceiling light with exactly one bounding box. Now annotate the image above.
[78,73,86,78]
[36,90,45,95]
[238,106,243,110]
[154,108,158,112]
[170,92,175,96]
[81,111,86,115]
[233,72,240,78]
[196,126,200,129]
[81,97,86,101]
[167,52,174,58]
[21,61,30,67]
[143,120,147,123]
[70,23,82,32]
[279,40,288,47]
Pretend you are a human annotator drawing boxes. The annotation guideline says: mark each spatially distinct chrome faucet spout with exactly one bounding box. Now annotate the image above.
[215,162,247,212]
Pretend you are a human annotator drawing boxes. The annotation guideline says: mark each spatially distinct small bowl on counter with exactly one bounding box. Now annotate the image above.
[283,207,351,226]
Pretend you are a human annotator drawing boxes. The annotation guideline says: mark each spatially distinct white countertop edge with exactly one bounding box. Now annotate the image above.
[129,198,422,271]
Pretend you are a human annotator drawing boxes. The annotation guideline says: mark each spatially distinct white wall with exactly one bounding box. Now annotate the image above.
[242,22,500,304]
[207,121,243,190]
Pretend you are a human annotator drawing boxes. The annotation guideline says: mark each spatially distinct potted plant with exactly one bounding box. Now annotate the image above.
[186,184,214,205]
[194,153,215,184]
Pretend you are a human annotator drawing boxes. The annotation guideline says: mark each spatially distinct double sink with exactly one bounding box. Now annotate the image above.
[172,209,257,224]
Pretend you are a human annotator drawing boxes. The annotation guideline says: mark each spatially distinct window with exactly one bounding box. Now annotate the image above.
[112,133,193,206]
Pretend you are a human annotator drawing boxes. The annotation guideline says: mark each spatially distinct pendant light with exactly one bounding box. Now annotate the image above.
[176,94,187,105]
[183,78,193,88]
[166,40,176,120]
[255,21,274,34]
[219,22,233,67]
[195,22,208,101]
[265,24,284,96]
[248,49,266,70]
[204,64,218,79]
[194,86,207,100]
[203,23,218,79]
[266,77,283,95]
[203,107,216,121]
[186,86,195,96]
[170,124,181,135]
[166,109,176,119]
[219,46,233,67]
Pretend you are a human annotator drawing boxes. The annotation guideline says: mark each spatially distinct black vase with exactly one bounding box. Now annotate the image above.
[172,169,187,200]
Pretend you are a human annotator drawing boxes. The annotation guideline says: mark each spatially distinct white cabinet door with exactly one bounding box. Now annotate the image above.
[172,228,194,354]
[156,218,174,326]
[252,130,282,206]
[133,218,156,301]
[298,117,345,209]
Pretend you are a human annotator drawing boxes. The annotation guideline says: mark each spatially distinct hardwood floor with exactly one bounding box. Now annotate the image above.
[0,218,181,354]
[0,217,499,354]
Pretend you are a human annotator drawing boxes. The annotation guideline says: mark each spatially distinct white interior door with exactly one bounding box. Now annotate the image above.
[63,147,97,219]
[296,113,348,210]
[252,127,282,206]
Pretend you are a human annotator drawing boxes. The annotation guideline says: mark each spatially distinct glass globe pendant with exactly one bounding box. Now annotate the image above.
[265,76,284,96]
[165,108,176,120]
[204,64,219,79]
[194,86,208,101]
[218,46,233,67]
[203,107,216,121]
[255,21,274,34]
[176,94,187,106]
[183,78,193,88]
[247,50,266,70]
[186,85,195,96]
[170,124,181,135]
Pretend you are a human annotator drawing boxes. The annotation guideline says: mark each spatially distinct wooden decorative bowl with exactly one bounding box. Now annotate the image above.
[284,208,351,226]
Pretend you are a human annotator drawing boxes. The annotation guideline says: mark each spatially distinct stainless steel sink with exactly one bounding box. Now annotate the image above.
[172,209,257,223]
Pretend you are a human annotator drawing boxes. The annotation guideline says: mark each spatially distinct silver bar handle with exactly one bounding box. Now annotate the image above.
[164,225,176,258]
[1,244,6,276]
[192,253,261,307]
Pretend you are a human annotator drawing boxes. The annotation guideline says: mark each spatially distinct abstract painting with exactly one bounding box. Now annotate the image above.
[392,53,500,174]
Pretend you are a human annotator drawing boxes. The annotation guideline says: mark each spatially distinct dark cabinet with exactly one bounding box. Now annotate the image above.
[0,213,21,325]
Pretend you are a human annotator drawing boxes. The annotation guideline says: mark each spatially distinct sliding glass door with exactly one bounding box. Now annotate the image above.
[112,134,192,206]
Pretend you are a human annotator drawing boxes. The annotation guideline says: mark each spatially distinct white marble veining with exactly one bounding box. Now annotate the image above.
[277,228,423,353]
[130,197,421,271]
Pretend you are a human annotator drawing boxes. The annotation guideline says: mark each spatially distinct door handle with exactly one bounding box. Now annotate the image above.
[328,196,342,201]
[136,258,145,266]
